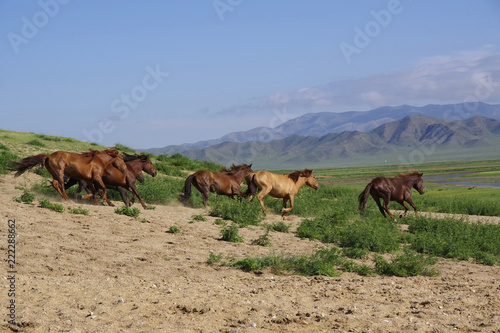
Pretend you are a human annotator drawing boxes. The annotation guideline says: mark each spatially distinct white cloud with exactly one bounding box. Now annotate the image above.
[216,48,500,115]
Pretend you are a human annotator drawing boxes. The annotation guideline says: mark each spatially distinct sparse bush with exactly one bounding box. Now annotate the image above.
[374,249,439,277]
[14,190,35,204]
[69,207,90,215]
[39,199,64,213]
[209,196,262,227]
[168,226,181,234]
[192,214,207,221]
[26,139,45,147]
[265,221,291,233]
[251,231,272,247]
[220,223,243,243]
[114,205,140,217]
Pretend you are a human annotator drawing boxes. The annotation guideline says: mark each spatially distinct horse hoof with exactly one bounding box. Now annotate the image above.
[399,214,403,218]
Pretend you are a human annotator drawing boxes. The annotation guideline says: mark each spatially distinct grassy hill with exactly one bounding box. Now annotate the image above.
[174,116,500,169]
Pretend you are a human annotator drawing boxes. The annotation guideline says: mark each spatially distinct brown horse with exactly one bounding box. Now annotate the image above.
[13,149,127,205]
[182,164,253,208]
[358,171,425,220]
[66,153,157,208]
[248,169,319,219]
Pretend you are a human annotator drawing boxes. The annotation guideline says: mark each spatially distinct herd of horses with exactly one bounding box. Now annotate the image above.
[12,148,425,220]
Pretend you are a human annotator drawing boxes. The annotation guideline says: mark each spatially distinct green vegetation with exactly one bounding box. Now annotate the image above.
[3,130,499,279]
[251,231,272,247]
[39,199,64,213]
[220,223,243,243]
[114,205,141,217]
[69,207,90,215]
[14,190,36,204]
[209,196,263,227]
[168,225,181,234]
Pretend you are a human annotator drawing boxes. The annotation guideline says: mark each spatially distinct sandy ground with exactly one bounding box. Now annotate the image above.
[1,173,499,333]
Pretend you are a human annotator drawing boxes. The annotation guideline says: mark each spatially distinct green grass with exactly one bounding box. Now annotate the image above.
[209,196,263,227]
[220,223,243,243]
[114,205,140,217]
[39,199,64,213]
[69,207,90,215]
[407,216,500,265]
[14,190,35,204]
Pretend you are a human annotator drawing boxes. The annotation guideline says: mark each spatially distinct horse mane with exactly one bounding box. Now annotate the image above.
[81,149,100,163]
[286,169,313,183]
[395,171,422,178]
[123,153,149,162]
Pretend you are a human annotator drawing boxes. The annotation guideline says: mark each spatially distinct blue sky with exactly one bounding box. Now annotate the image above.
[1,0,500,148]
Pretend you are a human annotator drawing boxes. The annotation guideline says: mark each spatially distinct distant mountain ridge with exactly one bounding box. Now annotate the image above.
[144,103,500,156]
[159,115,500,169]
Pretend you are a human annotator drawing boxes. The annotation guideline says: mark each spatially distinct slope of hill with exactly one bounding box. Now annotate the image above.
[145,103,500,155]
[176,116,500,169]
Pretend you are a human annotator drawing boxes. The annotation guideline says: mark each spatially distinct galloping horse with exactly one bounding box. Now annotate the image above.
[13,149,127,205]
[248,169,319,219]
[358,171,425,220]
[182,164,253,208]
[66,153,157,208]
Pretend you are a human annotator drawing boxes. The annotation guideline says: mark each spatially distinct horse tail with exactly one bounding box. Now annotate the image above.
[12,154,49,177]
[182,174,195,203]
[358,182,373,211]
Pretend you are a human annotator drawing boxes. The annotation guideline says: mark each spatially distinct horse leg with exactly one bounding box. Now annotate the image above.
[202,188,210,208]
[281,196,294,220]
[396,200,409,218]
[128,182,147,209]
[382,195,396,221]
[94,178,113,206]
[256,186,272,215]
[372,195,387,218]
[405,196,418,217]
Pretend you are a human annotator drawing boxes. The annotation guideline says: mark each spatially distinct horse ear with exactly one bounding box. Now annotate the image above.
[418,172,423,177]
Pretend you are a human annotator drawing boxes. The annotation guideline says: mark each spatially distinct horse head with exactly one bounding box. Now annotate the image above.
[141,155,157,177]
[302,169,319,190]
[105,149,127,174]
[413,172,425,194]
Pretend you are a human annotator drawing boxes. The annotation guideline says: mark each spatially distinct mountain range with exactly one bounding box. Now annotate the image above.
[143,103,500,169]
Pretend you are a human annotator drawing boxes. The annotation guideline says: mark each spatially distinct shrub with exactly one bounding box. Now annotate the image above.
[338,218,401,253]
[0,149,19,175]
[220,223,243,243]
[69,207,90,215]
[265,221,291,233]
[408,217,499,265]
[26,139,46,147]
[209,196,262,227]
[14,190,35,204]
[168,226,181,234]
[251,231,272,247]
[114,205,140,217]
[39,199,64,213]
[374,249,439,277]
[191,214,207,221]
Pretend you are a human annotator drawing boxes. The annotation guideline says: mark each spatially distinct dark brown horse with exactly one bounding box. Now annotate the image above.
[13,149,127,205]
[358,171,425,220]
[66,153,157,208]
[247,169,319,219]
[182,164,253,208]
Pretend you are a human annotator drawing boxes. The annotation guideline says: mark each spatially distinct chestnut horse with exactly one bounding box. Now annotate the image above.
[182,164,253,208]
[66,154,157,208]
[248,169,319,219]
[13,149,127,205]
[358,171,425,220]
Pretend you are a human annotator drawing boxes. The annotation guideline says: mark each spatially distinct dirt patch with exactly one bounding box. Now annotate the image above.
[1,174,499,332]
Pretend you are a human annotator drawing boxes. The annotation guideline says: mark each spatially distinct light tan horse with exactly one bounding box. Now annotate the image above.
[248,169,319,219]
